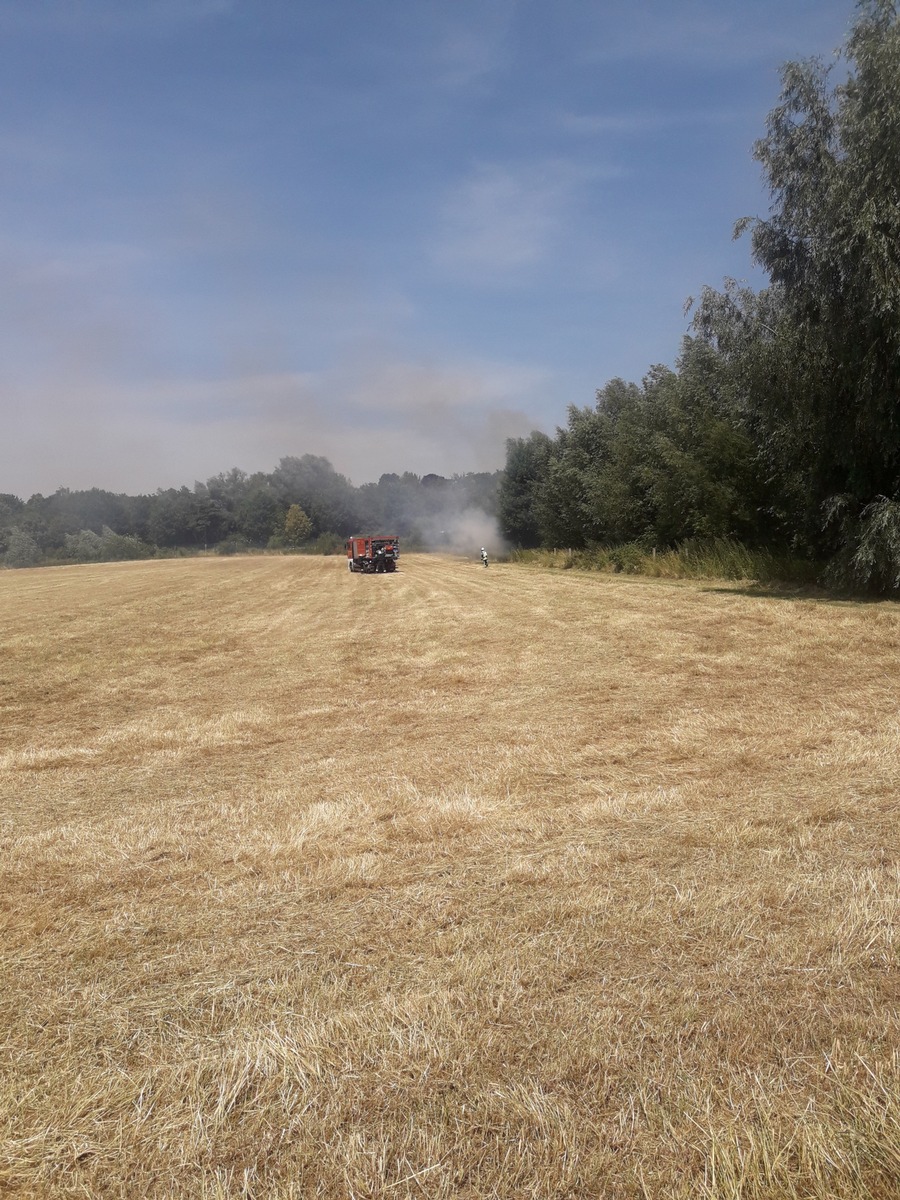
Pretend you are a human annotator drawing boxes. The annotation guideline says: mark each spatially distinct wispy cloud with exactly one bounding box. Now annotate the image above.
[431,159,602,282]
[0,130,77,172]
[428,1,516,90]
[4,239,148,286]
[559,108,741,137]
[0,0,237,35]
[577,2,849,67]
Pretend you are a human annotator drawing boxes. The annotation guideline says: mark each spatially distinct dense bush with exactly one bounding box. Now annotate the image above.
[4,530,42,569]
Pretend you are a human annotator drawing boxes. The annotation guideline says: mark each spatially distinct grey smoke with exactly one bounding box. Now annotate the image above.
[415,507,507,557]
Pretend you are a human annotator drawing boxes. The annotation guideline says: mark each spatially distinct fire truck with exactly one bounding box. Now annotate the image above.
[345,535,400,573]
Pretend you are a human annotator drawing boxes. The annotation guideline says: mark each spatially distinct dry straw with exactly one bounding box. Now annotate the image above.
[0,555,897,1197]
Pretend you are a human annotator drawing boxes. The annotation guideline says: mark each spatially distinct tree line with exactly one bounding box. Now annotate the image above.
[499,0,900,592]
[0,457,500,568]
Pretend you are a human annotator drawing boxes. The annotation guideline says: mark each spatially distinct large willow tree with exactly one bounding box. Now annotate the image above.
[736,0,900,586]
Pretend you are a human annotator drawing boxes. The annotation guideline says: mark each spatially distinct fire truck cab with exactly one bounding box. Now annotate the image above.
[346,535,399,573]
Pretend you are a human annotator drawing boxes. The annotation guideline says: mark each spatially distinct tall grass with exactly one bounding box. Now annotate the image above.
[513,538,820,586]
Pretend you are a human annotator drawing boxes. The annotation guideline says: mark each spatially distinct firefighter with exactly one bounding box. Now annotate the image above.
[480,547,489,568]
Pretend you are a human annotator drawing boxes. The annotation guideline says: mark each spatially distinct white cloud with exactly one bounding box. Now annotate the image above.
[431,160,594,281]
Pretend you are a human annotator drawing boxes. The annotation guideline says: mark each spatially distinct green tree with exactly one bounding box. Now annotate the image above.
[64,529,104,560]
[0,494,24,556]
[638,350,765,546]
[736,0,900,582]
[283,504,313,545]
[4,530,42,568]
[236,489,281,546]
[146,487,229,548]
[498,432,553,546]
[100,527,154,561]
[576,377,649,545]
[271,455,358,535]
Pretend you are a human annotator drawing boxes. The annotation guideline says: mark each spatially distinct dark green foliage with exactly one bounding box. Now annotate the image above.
[737,0,900,582]
[0,494,24,523]
[497,432,553,546]
[147,487,231,548]
[607,543,646,573]
[503,366,764,552]
[823,493,900,591]
[236,489,282,546]
[215,534,252,557]
[651,346,764,543]
[851,498,900,590]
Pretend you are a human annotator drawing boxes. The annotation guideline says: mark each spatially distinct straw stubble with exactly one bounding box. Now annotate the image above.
[0,554,897,1198]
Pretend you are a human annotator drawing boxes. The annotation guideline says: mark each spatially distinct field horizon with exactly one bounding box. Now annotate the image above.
[1,554,897,1198]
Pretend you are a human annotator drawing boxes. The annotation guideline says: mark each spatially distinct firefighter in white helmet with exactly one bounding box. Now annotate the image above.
[480,547,489,567]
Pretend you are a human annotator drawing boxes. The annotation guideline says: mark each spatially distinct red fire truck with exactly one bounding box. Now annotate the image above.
[345,535,400,573]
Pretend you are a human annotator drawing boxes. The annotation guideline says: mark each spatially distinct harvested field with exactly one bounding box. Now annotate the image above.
[0,553,897,1199]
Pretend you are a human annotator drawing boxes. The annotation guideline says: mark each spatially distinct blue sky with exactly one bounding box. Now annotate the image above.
[0,0,854,495]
